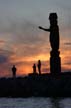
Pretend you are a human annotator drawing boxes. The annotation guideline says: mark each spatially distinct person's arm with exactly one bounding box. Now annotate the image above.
[38,26,50,32]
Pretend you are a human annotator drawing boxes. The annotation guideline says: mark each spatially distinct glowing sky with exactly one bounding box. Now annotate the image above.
[0,0,71,77]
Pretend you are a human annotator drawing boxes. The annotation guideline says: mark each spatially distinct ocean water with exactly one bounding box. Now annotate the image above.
[0,97,71,108]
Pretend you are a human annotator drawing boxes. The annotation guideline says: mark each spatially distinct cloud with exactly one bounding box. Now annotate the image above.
[0,48,15,65]
[0,19,49,58]
[0,48,16,77]
[0,18,48,44]
[0,40,5,43]
[0,49,14,56]
[61,54,71,72]
[64,62,71,65]
[0,40,5,48]
[0,55,8,64]
[64,42,71,46]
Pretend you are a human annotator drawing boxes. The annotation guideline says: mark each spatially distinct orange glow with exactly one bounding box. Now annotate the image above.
[9,53,50,75]
[0,32,71,77]
[10,53,50,62]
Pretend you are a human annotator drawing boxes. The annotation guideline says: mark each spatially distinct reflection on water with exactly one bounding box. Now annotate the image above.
[0,97,71,108]
[51,98,62,108]
[51,98,71,108]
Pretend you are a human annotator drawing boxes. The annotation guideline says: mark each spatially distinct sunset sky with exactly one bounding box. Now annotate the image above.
[0,0,71,77]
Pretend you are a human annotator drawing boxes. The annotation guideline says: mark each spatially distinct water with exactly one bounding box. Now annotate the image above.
[0,97,71,108]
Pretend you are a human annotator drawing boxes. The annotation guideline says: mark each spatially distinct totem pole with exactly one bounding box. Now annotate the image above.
[39,13,61,74]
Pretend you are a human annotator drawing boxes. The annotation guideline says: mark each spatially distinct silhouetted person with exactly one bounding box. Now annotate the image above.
[39,13,59,51]
[12,65,17,78]
[33,64,36,74]
[37,60,41,75]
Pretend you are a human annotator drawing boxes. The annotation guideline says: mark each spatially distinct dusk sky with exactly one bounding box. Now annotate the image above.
[0,0,71,77]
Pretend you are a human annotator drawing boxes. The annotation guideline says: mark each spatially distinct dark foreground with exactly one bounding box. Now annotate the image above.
[0,72,71,97]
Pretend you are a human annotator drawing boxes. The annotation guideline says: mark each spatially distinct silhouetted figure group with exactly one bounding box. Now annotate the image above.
[12,65,17,78]
[33,60,41,75]
[39,13,61,74]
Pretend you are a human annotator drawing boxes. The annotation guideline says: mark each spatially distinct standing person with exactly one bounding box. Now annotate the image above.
[37,60,41,75]
[12,65,17,78]
[33,64,36,74]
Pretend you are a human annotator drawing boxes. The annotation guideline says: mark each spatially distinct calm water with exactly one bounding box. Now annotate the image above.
[0,97,71,108]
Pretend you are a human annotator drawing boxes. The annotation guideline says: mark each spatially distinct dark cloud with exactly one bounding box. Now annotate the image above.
[0,49,15,64]
[0,49,14,56]
[64,62,71,65]
[0,49,16,77]
[0,55,8,64]
[64,42,71,46]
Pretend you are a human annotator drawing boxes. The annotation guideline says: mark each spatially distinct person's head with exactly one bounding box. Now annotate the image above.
[38,60,41,64]
[33,64,36,66]
[13,65,15,67]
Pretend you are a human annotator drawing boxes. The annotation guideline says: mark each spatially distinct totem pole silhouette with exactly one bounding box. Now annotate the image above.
[39,13,61,74]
